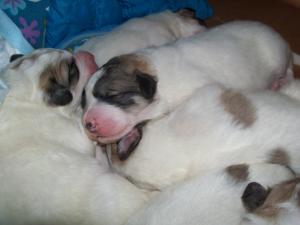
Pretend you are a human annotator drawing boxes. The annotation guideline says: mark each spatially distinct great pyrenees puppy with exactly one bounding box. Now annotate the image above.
[97,81,300,190]
[78,9,206,67]
[0,8,206,223]
[83,21,298,147]
[126,163,300,225]
[0,49,154,225]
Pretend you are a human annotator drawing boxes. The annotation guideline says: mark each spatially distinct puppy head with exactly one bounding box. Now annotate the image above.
[242,178,300,223]
[6,49,97,110]
[82,54,161,144]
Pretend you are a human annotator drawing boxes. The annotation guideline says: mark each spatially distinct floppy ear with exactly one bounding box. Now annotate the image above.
[242,182,269,211]
[136,72,157,100]
[48,82,73,106]
[10,54,24,62]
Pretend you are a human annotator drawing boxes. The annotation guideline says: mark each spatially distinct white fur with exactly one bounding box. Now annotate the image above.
[0,49,151,225]
[126,164,296,225]
[108,81,300,190]
[78,10,205,67]
[0,10,204,223]
[85,21,296,144]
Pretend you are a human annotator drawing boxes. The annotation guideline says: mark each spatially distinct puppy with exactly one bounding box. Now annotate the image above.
[78,9,206,67]
[0,49,151,225]
[126,163,298,225]
[83,21,298,146]
[95,81,300,191]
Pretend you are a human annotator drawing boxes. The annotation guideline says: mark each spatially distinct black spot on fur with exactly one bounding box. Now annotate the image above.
[81,89,86,109]
[68,60,79,86]
[48,82,73,106]
[242,182,270,211]
[136,72,157,100]
[10,54,24,62]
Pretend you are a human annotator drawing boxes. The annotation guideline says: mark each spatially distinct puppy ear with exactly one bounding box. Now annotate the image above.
[48,82,73,106]
[177,8,196,19]
[177,8,207,27]
[242,182,269,211]
[10,54,24,62]
[136,72,157,100]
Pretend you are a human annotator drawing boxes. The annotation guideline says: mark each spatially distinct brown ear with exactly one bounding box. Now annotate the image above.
[136,72,157,100]
[177,8,196,19]
[177,8,207,27]
[252,178,300,217]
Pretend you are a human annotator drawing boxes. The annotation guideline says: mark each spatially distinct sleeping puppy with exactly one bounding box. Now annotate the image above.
[83,20,298,147]
[98,81,300,190]
[0,49,151,225]
[78,9,206,67]
[126,163,299,225]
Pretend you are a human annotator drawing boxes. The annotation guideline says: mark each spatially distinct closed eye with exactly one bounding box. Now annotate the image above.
[105,92,137,107]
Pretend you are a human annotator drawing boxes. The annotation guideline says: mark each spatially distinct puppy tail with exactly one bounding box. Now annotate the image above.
[293,52,300,66]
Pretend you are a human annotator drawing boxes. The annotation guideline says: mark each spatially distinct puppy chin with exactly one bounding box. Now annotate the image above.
[87,124,135,144]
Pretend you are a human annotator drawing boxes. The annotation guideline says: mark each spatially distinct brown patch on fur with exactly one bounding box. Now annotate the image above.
[105,54,155,76]
[39,57,79,106]
[105,143,124,165]
[254,178,300,218]
[226,164,249,182]
[269,148,290,166]
[39,59,70,91]
[220,90,256,128]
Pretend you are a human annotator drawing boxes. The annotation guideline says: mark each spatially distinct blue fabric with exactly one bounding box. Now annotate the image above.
[46,0,213,48]
[121,0,212,19]
[0,0,50,48]
[0,9,33,54]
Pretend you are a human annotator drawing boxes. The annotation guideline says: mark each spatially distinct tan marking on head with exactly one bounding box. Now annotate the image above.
[39,59,70,92]
[220,90,256,128]
[226,164,249,182]
[105,54,156,77]
[254,178,300,218]
[269,148,290,166]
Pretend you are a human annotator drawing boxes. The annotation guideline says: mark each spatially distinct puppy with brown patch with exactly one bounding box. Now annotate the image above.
[0,49,154,225]
[126,163,299,225]
[93,81,300,191]
[83,21,300,146]
[78,9,206,67]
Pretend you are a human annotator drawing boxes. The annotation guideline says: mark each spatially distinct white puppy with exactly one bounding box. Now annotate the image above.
[0,49,152,225]
[126,163,300,225]
[78,9,205,67]
[0,9,205,223]
[83,21,298,147]
[98,81,300,191]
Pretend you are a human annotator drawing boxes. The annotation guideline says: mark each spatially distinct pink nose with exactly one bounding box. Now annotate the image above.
[74,51,98,76]
[85,120,98,133]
